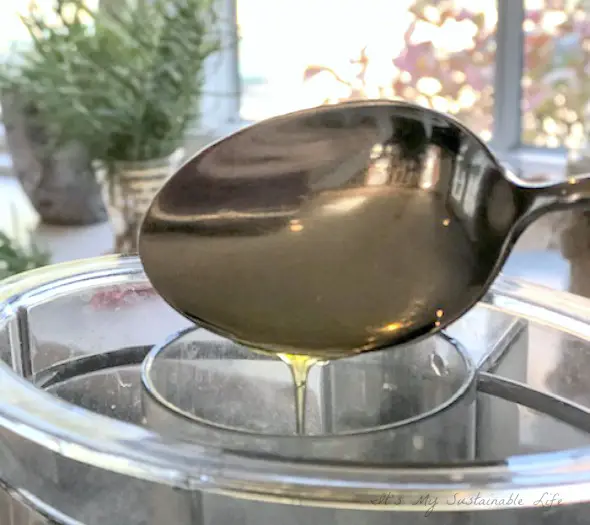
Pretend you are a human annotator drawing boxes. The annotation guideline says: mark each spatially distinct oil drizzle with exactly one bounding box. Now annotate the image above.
[277,353,320,435]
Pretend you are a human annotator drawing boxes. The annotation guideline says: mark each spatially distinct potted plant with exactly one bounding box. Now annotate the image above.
[3,0,220,252]
[0,3,108,226]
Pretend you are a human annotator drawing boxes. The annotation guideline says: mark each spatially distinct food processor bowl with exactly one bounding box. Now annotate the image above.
[1,256,590,524]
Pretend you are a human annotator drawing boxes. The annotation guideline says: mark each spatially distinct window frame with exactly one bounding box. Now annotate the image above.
[0,0,574,176]
[492,0,569,175]
[493,0,525,155]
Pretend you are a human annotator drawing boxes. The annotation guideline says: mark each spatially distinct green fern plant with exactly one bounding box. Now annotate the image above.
[1,0,220,166]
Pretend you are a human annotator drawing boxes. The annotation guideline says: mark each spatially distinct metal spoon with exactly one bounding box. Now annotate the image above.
[139,100,586,359]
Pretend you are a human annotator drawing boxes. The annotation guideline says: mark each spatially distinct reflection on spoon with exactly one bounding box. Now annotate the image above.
[140,100,590,359]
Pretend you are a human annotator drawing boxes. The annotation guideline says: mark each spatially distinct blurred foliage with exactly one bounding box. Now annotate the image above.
[521,0,590,148]
[0,231,50,281]
[0,0,220,165]
[302,0,590,149]
[302,1,496,140]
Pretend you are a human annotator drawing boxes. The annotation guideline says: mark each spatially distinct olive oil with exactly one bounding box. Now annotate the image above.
[251,347,324,434]
[277,353,320,435]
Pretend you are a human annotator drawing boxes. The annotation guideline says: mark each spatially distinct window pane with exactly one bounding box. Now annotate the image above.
[238,0,497,140]
[0,1,99,59]
[522,0,590,149]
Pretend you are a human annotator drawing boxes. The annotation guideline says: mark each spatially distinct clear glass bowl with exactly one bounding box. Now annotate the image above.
[2,255,590,524]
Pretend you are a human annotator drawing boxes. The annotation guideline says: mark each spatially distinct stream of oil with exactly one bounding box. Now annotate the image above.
[251,348,326,434]
[276,353,323,435]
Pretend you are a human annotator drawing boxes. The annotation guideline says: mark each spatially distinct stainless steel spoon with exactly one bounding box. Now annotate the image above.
[139,99,586,359]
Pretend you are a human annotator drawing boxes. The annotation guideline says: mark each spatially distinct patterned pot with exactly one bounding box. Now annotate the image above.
[102,148,185,254]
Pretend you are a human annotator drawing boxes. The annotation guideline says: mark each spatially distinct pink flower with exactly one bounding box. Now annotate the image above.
[573,19,590,39]
[522,89,548,113]
[524,9,543,26]
[393,42,438,75]
[454,8,475,22]
[462,63,489,92]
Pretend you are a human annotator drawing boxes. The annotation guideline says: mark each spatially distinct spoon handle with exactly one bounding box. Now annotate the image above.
[515,172,590,225]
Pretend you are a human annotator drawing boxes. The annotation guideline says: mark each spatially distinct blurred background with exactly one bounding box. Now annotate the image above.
[0,0,588,294]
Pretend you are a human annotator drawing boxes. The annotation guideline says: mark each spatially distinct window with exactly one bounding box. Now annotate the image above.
[237,0,590,167]
[1,0,588,171]
[0,1,101,171]
[522,0,590,150]
[0,1,100,56]
[238,0,497,140]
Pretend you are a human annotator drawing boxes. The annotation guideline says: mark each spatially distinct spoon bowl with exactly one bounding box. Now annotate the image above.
[139,100,590,358]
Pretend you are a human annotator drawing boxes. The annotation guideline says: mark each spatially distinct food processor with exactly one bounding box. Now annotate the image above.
[1,254,590,524]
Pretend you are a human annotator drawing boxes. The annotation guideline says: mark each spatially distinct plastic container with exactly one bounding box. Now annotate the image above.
[1,255,590,524]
